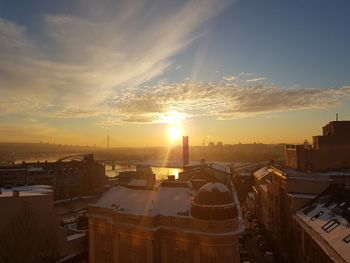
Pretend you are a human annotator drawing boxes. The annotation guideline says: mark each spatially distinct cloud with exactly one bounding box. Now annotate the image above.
[246,77,266,82]
[223,75,237,81]
[0,0,231,113]
[101,82,350,123]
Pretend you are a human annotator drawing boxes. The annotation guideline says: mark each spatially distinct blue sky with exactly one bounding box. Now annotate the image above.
[0,0,350,146]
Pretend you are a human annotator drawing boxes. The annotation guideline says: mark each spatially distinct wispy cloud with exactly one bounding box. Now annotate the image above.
[101,82,350,124]
[223,75,237,81]
[246,77,266,82]
[0,0,231,114]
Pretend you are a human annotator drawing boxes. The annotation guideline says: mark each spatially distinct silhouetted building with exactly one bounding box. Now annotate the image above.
[286,121,350,171]
[89,163,243,263]
[183,136,189,166]
[0,154,105,200]
[217,141,223,147]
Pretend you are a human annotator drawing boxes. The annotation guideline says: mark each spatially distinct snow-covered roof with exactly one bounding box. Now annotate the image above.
[253,166,271,181]
[209,163,231,174]
[295,191,350,262]
[67,232,86,241]
[282,168,350,179]
[287,193,317,199]
[200,182,230,193]
[0,185,53,197]
[128,179,148,187]
[27,167,43,172]
[94,184,191,217]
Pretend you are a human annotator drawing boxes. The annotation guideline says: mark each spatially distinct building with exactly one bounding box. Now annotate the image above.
[183,136,190,166]
[247,120,350,261]
[249,165,341,258]
[294,185,350,263]
[285,121,350,171]
[88,163,243,263]
[0,154,105,200]
[0,185,87,262]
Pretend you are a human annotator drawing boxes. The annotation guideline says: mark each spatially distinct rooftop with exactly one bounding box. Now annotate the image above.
[94,183,191,217]
[0,185,53,198]
[295,187,350,262]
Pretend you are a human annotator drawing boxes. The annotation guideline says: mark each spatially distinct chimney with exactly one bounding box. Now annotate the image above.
[183,136,189,167]
[336,113,339,121]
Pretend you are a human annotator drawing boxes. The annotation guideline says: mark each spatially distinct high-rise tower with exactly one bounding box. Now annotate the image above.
[183,136,189,166]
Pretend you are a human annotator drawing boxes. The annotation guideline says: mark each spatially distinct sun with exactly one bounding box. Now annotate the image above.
[168,125,183,142]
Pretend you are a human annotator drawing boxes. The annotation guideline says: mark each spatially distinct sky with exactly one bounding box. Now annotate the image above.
[0,0,350,147]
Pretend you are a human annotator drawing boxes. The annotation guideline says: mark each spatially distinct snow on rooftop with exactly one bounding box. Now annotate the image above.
[296,197,350,262]
[287,193,317,199]
[67,232,86,241]
[282,168,350,178]
[27,167,43,172]
[0,191,44,197]
[253,166,270,181]
[210,163,231,174]
[95,184,191,217]
[0,185,53,197]
[200,182,230,193]
[128,179,148,187]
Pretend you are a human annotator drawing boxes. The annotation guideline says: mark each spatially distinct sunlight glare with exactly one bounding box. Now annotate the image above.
[168,125,183,142]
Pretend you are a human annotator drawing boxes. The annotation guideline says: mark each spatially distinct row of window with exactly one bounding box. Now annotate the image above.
[310,211,350,243]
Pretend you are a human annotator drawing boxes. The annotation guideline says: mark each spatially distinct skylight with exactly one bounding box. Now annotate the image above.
[343,234,350,243]
[322,219,339,233]
[311,211,324,221]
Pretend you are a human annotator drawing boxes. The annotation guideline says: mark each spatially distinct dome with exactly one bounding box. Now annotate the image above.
[191,182,237,220]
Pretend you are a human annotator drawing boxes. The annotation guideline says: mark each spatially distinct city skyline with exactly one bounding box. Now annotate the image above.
[1,0,350,147]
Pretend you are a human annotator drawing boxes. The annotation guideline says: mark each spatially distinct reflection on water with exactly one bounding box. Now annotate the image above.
[105,164,182,180]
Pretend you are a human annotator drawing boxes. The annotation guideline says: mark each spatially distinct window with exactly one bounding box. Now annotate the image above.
[322,219,339,233]
[343,234,350,243]
[311,211,324,221]
[303,204,316,215]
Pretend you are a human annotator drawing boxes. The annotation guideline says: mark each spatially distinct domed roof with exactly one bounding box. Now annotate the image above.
[191,182,237,220]
[193,182,233,205]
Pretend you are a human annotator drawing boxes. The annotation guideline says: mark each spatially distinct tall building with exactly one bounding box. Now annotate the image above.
[285,121,350,171]
[183,136,189,166]
[88,163,243,263]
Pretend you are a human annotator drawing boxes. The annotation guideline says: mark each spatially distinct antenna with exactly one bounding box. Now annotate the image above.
[336,113,339,121]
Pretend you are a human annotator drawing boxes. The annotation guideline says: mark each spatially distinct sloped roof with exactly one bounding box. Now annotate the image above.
[295,189,350,262]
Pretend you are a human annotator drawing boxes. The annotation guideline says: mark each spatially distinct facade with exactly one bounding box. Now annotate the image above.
[294,185,350,263]
[0,185,87,262]
[250,165,338,258]
[247,120,350,261]
[0,154,105,200]
[89,164,243,263]
[285,121,350,171]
